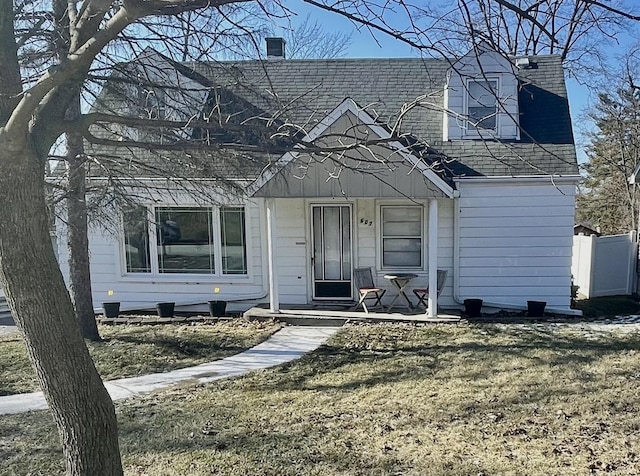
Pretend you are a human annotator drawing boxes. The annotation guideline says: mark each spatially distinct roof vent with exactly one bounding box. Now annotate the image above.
[266,37,286,59]
[515,57,531,69]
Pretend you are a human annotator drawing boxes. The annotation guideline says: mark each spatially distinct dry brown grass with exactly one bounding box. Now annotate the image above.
[0,320,281,395]
[2,322,640,475]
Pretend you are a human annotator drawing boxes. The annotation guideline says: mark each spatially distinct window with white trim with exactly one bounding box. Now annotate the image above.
[466,79,498,131]
[220,207,248,275]
[381,206,423,268]
[123,207,151,273]
[156,207,214,273]
[122,206,247,275]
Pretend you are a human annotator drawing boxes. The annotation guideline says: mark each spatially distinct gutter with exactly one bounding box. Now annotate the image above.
[452,174,581,184]
[452,196,582,317]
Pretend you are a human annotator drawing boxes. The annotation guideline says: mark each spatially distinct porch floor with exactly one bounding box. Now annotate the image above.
[243,304,463,326]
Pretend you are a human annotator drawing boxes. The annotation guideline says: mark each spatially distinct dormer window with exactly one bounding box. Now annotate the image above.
[136,86,169,143]
[140,87,166,120]
[466,79,498,132]
[443,47,519,141]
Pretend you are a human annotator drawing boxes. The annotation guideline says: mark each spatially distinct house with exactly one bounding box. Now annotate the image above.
[574,224,601,237]
[54,41,580,316]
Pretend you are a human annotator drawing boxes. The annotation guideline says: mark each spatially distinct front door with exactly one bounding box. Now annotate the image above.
[311,205,352,299]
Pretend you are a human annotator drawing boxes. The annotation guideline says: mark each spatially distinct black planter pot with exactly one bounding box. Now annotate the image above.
[527,300,546,317]
[208,300,227,317]
[156,302,175,318]
[464,298,483,318]
[102,302,120,319]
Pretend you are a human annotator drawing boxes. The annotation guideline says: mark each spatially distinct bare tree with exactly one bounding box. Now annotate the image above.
[447,0,633,79]
[578,48,640,234]
[55,7,351,343]
[270,13,352,58]
[53,5,267,342]
[2,0,640,475]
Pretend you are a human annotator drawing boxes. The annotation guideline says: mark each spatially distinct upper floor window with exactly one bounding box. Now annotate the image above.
[123,205,247,276]
[140,87,166,120]
[466,79,498,131]
[135,86,172,143]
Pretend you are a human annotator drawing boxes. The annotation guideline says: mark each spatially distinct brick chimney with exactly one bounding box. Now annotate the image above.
[266,37,286,59]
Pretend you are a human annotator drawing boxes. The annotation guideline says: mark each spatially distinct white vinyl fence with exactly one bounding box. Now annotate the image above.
[572,231,637,298]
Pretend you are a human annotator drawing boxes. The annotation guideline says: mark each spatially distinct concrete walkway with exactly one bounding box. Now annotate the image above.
[0,326,340,415]
[0,315,17,336]
[0,326,17,337]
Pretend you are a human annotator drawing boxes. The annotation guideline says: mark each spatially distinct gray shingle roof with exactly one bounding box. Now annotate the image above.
[188,55,578,177]
[74,53,577,184]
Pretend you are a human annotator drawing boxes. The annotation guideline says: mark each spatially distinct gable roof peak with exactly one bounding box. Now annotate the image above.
[246,97,456,198]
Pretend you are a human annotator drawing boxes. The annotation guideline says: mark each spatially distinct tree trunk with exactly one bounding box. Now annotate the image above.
[65,98,100,341]
[0,142,123,475]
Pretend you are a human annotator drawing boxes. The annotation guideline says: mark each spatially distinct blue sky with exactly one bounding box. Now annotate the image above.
[273,1,640,165]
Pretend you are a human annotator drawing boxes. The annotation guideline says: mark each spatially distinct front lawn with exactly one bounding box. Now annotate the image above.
[0,320,281,396]
[2,322,640,475]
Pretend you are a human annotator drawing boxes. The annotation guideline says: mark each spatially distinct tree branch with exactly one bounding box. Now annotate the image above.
[0,0,23,123]
[468,0,558,44]
[582,0,640,21]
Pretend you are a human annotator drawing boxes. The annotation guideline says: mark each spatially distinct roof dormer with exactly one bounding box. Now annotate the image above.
[443,44,520,141]
[106,48,210,143]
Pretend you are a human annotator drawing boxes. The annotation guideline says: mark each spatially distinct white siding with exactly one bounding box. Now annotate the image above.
[272,197,456,307]
[58,194,457,311]
[57,194,267,313]
[256,112,448,199]
[457,180,576,309]
[60,186,588,310]
[58,180,576,312]
[436,199,455,307]
[273,198,309,304]
[359,198,455,308]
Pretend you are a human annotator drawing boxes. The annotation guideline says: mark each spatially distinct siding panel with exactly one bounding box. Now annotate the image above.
[457,180,575,310]
[274,198,309,303]
[460,205,573,219]
[462,216,571,228]
[461,226,573,238]
[459,236,571,249]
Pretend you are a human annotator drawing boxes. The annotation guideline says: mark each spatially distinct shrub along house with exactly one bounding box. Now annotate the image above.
[54,41,579,317]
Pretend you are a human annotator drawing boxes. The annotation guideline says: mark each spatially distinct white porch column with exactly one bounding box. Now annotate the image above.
[266,198,280,313]
[427,199,439,317]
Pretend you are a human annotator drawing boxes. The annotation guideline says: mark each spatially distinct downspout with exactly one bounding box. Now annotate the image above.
[452,196,582,316]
